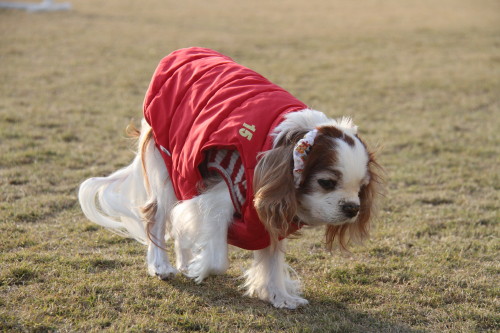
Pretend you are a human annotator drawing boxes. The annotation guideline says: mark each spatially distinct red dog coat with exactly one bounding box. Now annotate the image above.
[143,47,307,250]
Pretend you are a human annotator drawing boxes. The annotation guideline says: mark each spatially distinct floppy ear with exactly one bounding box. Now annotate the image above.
[325,150,383,251]
[253,144,297,247]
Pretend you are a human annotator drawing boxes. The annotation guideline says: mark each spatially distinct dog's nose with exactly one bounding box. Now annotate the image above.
[342,202,360,218]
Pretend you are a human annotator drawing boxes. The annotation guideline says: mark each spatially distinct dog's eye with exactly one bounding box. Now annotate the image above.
[317,179,337,190]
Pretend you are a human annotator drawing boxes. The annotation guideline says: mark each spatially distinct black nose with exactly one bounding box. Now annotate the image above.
[342,202,360,218]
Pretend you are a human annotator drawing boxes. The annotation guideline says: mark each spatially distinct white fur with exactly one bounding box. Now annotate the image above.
[170,180,233,283]
[78,109,371,309]
[273,109,357,146]
[242,240,308,309]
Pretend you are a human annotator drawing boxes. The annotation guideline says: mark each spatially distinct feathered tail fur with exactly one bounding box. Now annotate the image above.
[78,120,154,244]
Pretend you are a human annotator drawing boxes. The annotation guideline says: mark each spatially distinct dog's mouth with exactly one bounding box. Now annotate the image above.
[328,214,358,225]
[296,205,358,226]
[345,216,359,224]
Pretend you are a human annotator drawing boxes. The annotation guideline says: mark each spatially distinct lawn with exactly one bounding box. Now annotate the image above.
[1,0,499,332]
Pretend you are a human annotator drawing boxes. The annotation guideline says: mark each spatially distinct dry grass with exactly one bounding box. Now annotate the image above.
[1,0,499,332]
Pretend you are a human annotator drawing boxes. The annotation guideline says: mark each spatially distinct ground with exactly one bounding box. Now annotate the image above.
[1,0,499,332]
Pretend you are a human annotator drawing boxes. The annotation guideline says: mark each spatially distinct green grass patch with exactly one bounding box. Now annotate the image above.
[1,266,39,286]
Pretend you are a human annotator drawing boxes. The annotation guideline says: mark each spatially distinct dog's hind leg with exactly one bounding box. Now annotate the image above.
[171,180,234,283]
[143,195,178,280]
[141,125,179,280]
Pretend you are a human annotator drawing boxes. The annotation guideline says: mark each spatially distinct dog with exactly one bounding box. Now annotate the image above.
[78,47,382,309]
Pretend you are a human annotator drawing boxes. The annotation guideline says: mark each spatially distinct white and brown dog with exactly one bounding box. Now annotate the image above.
[78,48,382,309]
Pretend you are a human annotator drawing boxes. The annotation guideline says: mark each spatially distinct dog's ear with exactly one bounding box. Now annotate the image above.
[253,144,297,247]
[325,149,383,251]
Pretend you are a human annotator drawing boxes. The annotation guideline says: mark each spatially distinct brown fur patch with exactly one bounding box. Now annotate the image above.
[141,199,168,251]
[142,200,158,227]
[253,129,313,247]
[253,144,298,248]
[298,131,339,194]
[142,199,158,244]
[319,126,355,146]
[141,129,154,195]
[126,120,141,138]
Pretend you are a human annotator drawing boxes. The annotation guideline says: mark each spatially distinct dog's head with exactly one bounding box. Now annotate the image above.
[253,110,382,250]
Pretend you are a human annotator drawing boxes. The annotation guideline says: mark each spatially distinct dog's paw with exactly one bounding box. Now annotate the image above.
[269,292,309,309]
[186,256,213,283]
[186,261,208,284]
[176,263,189,275]
[245,282,309,309]
[187,253,228,284]
[148,262,178,280]
[175,247,193,275]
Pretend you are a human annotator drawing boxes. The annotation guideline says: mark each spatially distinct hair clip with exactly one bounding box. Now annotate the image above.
[293,128,318,187]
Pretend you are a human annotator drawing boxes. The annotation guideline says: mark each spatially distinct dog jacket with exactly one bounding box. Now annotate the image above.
[143,47,307,250]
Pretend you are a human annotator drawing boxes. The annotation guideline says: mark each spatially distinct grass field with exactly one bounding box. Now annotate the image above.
[1,0,499,331]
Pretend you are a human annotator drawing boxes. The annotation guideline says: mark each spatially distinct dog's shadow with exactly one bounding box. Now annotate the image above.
[162,273,421,333]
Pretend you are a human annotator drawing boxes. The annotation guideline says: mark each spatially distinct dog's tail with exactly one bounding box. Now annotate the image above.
[78,121,152,244]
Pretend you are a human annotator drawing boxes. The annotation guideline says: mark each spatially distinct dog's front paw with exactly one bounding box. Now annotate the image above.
[148,262,178,280]
[269,292,309,309]
[244,281,309,309]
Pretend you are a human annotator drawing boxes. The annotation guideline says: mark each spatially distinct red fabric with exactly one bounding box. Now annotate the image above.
[143,47,307,250]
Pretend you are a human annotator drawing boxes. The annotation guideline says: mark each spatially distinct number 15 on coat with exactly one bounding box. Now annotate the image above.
[239,123,256,141]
